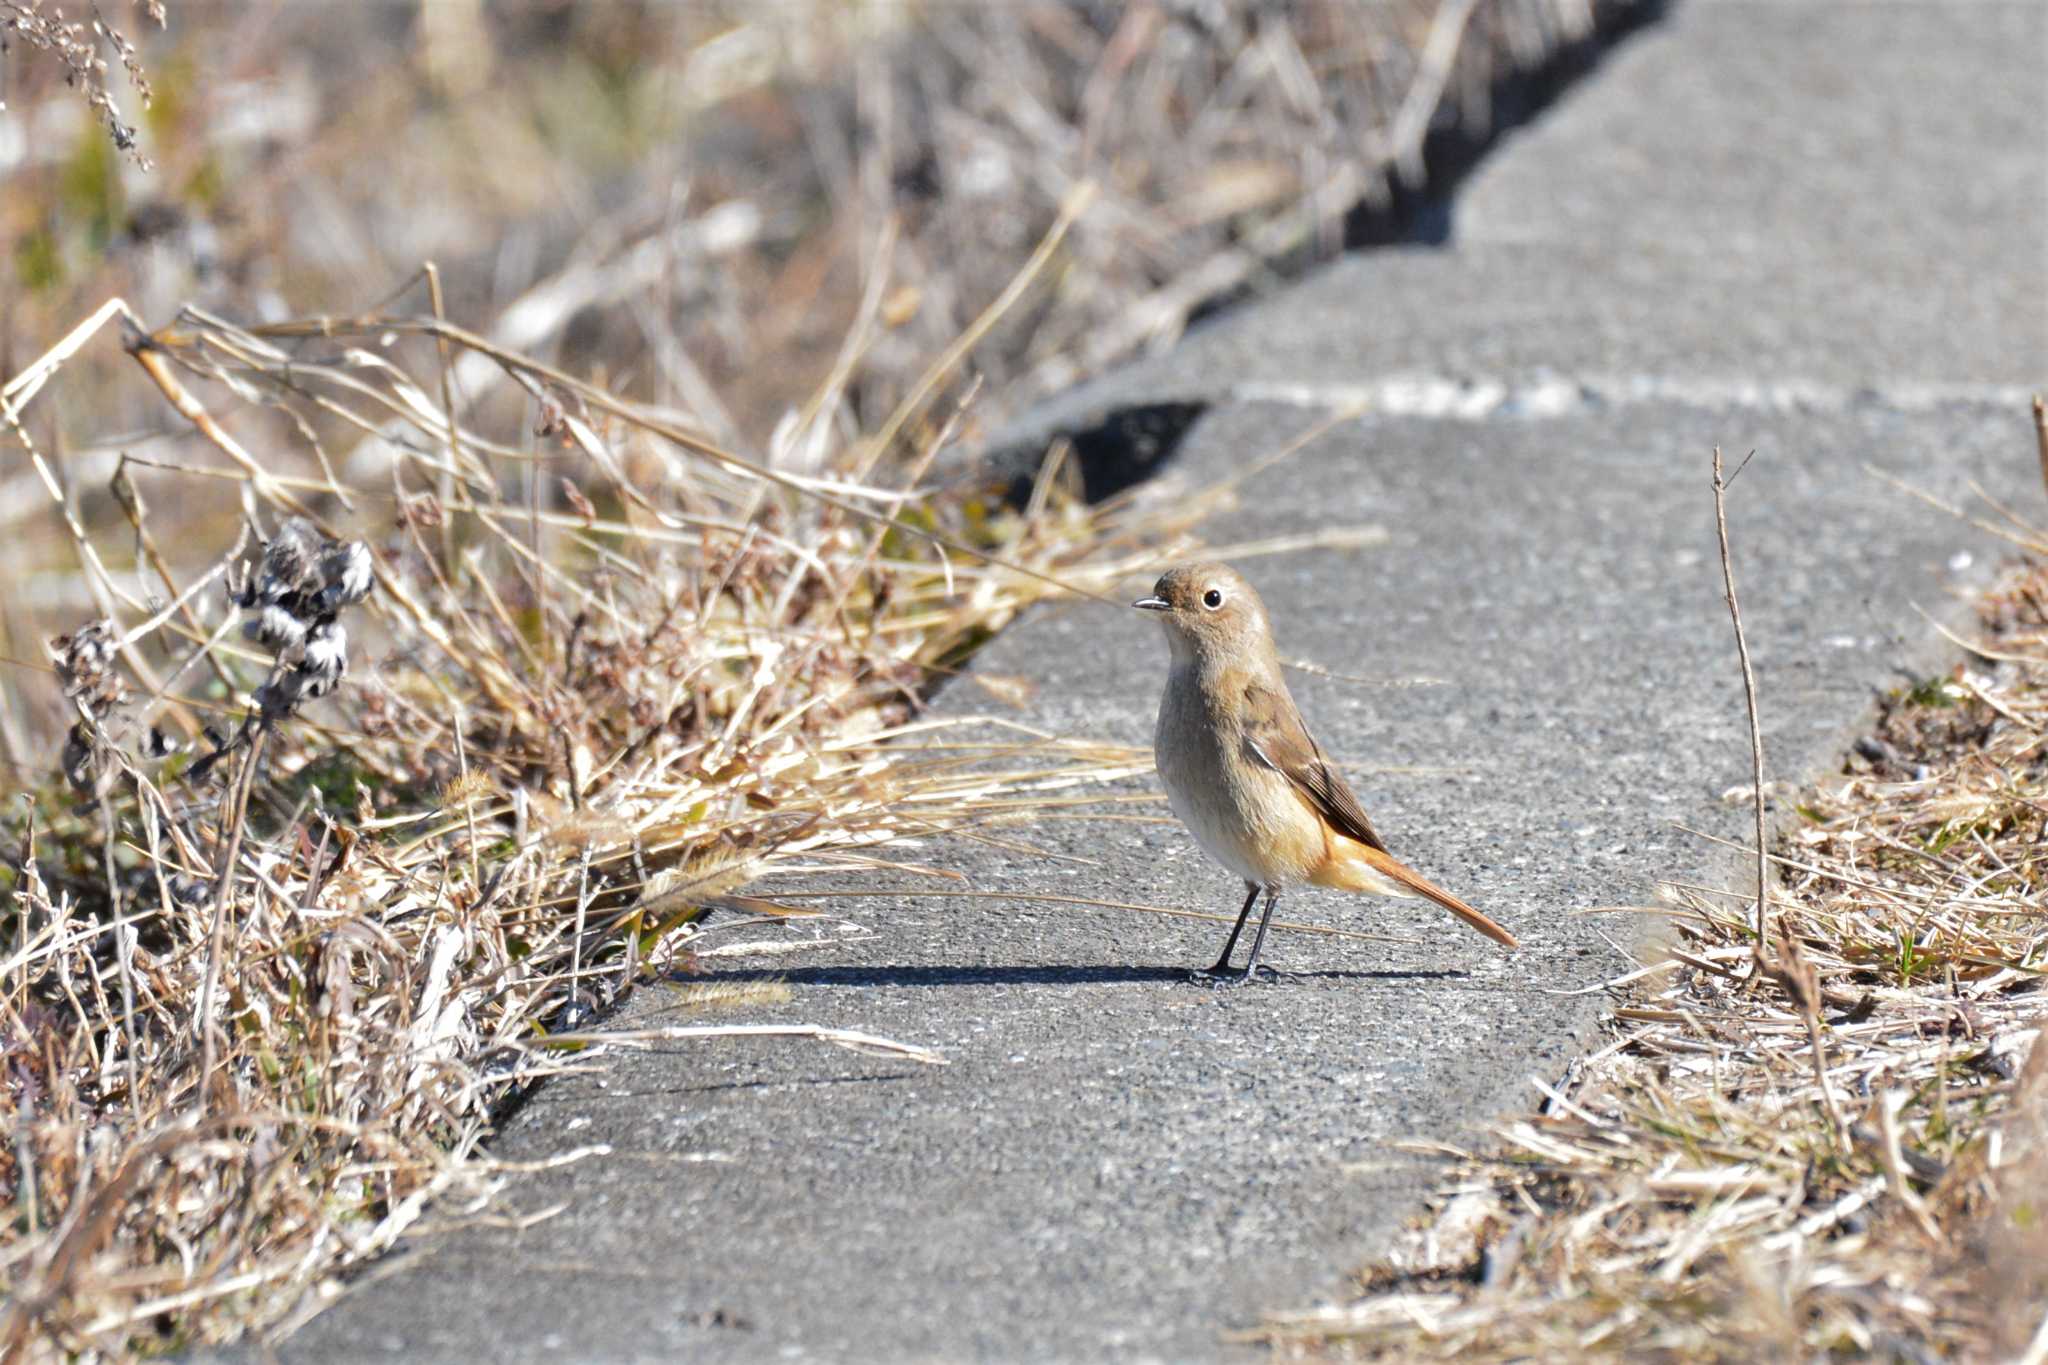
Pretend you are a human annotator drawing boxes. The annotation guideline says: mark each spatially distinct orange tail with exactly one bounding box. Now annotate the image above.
[1316,840,1520,949]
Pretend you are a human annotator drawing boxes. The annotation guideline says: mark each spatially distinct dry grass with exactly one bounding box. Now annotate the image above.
[2,2,1629,467]
[1259,460,2048,1360]
[0,253,1260,1356]
[0,1,165,168]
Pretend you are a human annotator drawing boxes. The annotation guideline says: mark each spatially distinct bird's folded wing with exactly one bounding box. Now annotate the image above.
[1239,680,1388,853]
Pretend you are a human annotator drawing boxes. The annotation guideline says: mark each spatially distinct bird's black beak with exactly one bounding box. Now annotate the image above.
[1132,595,1170,612]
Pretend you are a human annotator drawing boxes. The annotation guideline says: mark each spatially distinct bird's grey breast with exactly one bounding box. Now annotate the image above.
[1153,661,1226,804]
[1154,659,1272,877]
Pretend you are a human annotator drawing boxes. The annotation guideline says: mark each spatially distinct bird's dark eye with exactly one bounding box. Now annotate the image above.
[1201,588,1224,610]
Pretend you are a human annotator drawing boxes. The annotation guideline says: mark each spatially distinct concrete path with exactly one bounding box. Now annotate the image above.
[271,4,2048,1361]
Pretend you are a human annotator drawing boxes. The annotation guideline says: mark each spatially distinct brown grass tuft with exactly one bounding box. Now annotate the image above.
[0,265,1222,1356]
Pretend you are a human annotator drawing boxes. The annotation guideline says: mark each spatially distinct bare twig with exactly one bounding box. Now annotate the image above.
[1712,447,1770,974]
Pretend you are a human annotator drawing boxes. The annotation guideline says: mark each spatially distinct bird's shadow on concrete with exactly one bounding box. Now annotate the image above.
[704,964,1469,988]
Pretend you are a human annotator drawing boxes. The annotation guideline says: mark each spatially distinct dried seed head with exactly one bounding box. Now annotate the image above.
[243,604,308,652]
[299,620,349,695]
[51,620,124,714]
[315,539,374,611]
[261,518,323,600]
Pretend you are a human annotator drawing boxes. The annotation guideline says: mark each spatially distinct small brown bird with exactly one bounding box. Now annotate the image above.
[1136,562,1518,984]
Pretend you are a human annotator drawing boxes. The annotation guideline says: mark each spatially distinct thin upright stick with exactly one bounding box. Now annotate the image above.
[1712,447,1769,974]
[195,725,267,1109]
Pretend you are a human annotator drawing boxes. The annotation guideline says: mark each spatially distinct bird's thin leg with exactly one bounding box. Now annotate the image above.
[1232,887,1284,984]
[1201,882,1262,977]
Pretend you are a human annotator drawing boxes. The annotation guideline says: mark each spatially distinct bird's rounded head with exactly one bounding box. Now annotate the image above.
[1133,561,1273,664]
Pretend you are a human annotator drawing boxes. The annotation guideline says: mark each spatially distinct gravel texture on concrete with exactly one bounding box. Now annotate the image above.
[267,3,2048,1361]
